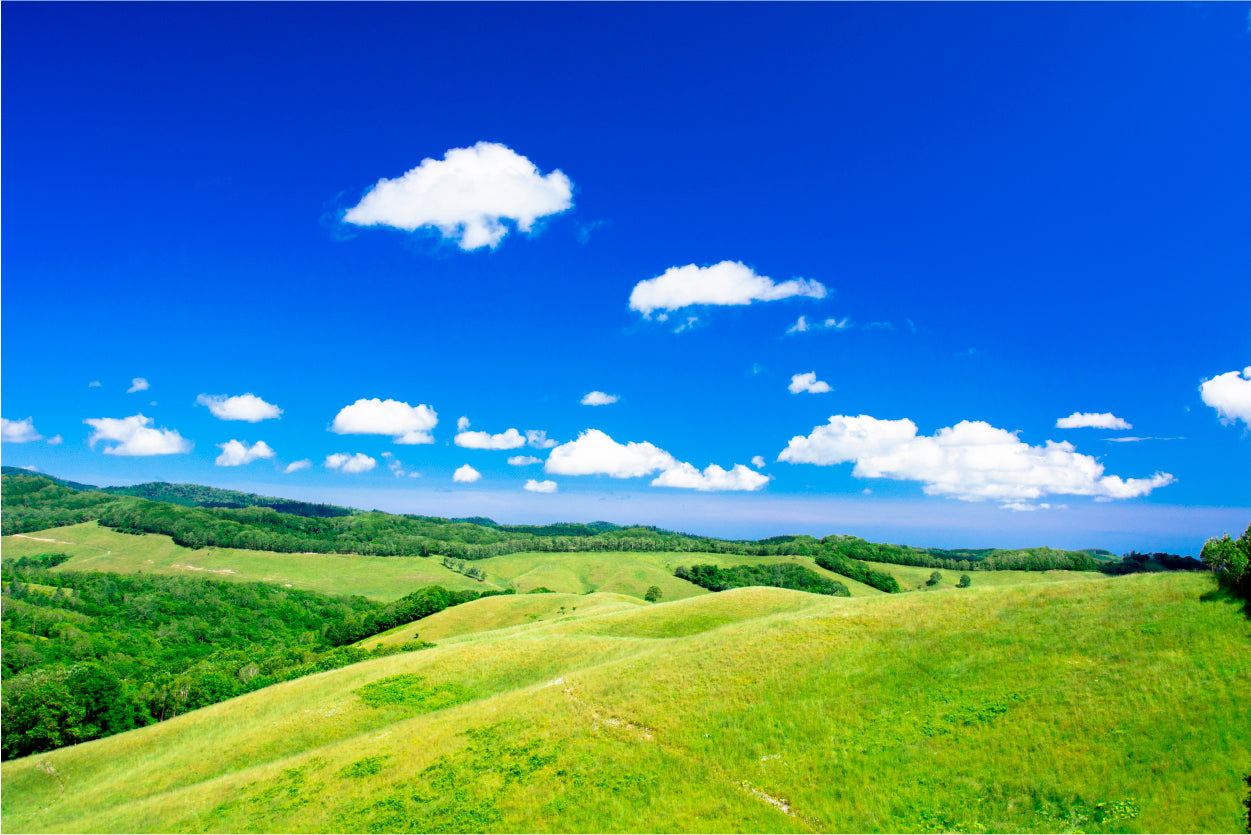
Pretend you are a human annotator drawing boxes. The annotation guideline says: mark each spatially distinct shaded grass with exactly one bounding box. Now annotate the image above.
[3,572,1247,833]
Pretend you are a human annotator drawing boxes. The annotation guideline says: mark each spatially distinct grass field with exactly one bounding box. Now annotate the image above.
[3,571,1247,833]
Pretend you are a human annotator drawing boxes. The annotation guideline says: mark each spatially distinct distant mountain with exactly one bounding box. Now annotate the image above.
[101,482,357,519]
[0,466,98,492]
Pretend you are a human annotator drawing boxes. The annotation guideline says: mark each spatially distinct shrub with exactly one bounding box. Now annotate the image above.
[958,574,972,588]
[644,586,663,603]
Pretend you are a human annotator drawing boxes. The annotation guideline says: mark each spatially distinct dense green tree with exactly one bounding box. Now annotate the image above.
[644,586,663,603]
[957,574,972,588]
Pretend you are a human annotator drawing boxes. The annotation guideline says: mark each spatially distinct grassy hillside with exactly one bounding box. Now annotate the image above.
[3,572,1247,833]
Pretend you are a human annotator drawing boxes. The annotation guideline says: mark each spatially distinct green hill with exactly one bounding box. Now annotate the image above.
[2,573,1247,833]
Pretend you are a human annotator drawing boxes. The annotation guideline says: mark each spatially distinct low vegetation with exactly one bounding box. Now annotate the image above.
[674,563,850,596]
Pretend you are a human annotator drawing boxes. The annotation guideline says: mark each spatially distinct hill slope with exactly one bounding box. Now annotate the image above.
[2,572,1247,833]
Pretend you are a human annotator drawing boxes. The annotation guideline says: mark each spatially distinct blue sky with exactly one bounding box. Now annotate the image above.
[3,2,1249,555]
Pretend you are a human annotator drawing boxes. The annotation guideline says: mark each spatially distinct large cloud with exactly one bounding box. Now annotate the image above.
[1056,412,1131,430]
[325,452,376,473]
[343,142,574,251]
[215,440,276,467]
[1199,366,1251,427]
[455,427,526,450]
[546,429,769,492]
[1,418,42,443]
[628,261,827,319]
[331,398,437,444]
[197,393,283,422]
[778,414,1174,507]
[84,414,192,456]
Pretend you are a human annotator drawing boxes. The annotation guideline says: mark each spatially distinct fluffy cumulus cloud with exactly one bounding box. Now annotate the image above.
[525,430,558,449]
[1,418,42,443]
[789,372,832,394]
[197,393,283,422]
[325,452,376,474]
[1056,412,1132,430]
[284,459,312,473]
[581,391,619,406]
[778,414,1175,508]
[84,414,192,456]
[454,427,526,450]
[508,455,541,466]
[524,479,558,494]
[215,440,276,467]
[651,462,770,492]
[331,398,438,444]
[457,416,471,432]
[343,142,574,250]
[453,464,482,483]
[127,377,150,393]
[546,429,768,492]
[1199,366,1251,427]
[628,261,826,319]
[752,455,767,469]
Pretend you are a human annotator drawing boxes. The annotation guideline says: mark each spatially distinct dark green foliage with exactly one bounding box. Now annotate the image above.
[1201,524,1251,608]
[1100,551,1206,576]
[674,563,850,597]
[644,585,663,602]
[957,574,972,588]
[354,674,473,712]
[339,755,389,778]
[0,466,98,491]
[814,554,900,593]
[927,571,943,587]
[103,481,355,518]
[526,587,556,594]
[11,552,72,570]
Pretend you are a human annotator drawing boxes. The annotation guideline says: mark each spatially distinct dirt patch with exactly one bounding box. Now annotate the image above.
[12,534,75,544]
[172,563,238,575]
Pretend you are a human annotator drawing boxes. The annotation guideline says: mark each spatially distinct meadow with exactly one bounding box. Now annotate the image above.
[3,570,1247,833]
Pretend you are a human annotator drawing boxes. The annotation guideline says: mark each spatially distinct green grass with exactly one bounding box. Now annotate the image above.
[1,522,487,601]
[3,572,1247,833]
[861,559,1112,592]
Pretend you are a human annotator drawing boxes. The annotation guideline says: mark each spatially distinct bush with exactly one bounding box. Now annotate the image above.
[644,586,663,603]
[926,571,943,587]
[958,574,972,588]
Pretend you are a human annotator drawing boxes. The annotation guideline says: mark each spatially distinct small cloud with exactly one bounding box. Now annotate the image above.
[197,393,283,422]
[524,479,558,493]
[343,141,574,251]
[576,219,608,244]
[581,391,619,406]
[1102,436,1184,443]
[453,464,482,483]
[84,414,191,456]
[788,315,850,335]
[331,398,438,444]
[1056,412,1132,430]
[652,462,770,492]
[629,261,826,318]
[284,460,312,473]
[457,416,471,432]
[749,363,766,376]
[751,455,766,469]
[383,452,419,478]
[215,440,276,467]
[2,418,43,443]
[325,452,376,474]
[508,455,541,466]
[789,372,832,394]
[525,430,558,449]
[128,377,150,393]
[88,381,102,388]
[455,428,526,450]
[673,316,700,334]
[47,435,63,446]
[861,488,872,495]
[786,315,810,334]
[1199,366,1251,427]
[1003,501,1053,512]
[825,317,850,330]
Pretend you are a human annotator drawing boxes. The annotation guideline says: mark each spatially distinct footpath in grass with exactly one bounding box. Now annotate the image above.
[3,572,1247,834]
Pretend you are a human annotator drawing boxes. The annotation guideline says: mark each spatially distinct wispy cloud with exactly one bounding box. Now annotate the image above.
[127,377,150,393]
[629,261,826,319]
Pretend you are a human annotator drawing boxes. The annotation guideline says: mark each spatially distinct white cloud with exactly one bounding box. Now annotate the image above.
[457,416,471,432]
[652,462,770,492]
[215,440,276,467]
[47,435,63,446]
[546,429,677,478]
[629,261,827,318]
[825,317,850,330]
[778,414,1175,506]
[197,393,283,422]
[84,414,192,456]
[343,142,574,251]
[789,372,832,394]
[787,315,850,335]
[1199,366,1251,427]
[284,459,312,473]
[1,418,42,443]
[1056,412,1132,430]
[524,479,558,493]
[525,430,558,449]
[546,428,768,493]
[752,455,767,469]
[331,398,438,444]
[325,452,376,474]
[381,452,420,478]
[88,381,102,388]
[581,391,619,406]
[128,377,150,393]
[455,427,526,450]
[453,464,482,483]
[673,316,700,334]
[508,455,542,466]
